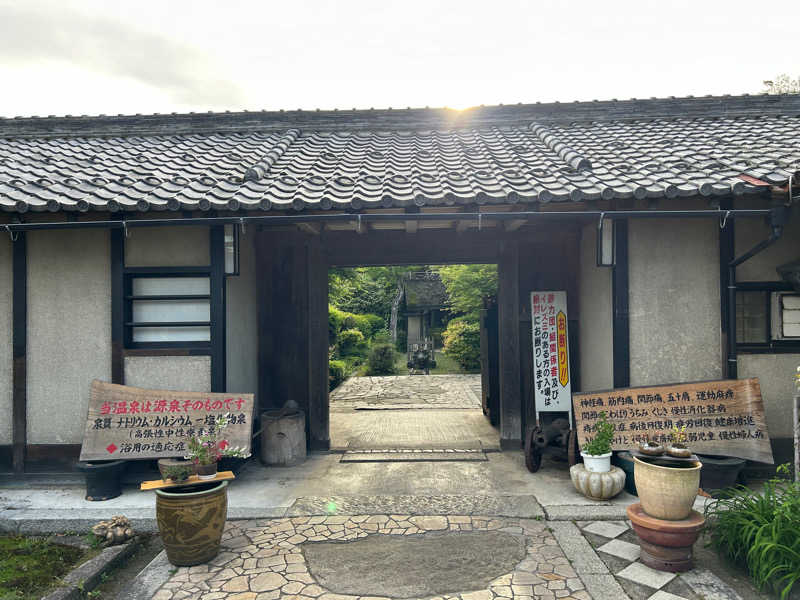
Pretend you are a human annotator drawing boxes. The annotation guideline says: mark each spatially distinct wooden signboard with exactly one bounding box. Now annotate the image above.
[573,378,773,464]
[531,291,572,419]
[79,380,255,462]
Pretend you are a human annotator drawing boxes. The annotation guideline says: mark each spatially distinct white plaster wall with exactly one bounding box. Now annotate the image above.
[739,354,800,439]
[226,231,258,395]
[629,219,722,386]
[0,237,12,445]
[27,230,111,444]
[578,223,613,392]
[125,226,209,267]
[124,356,211,392]
[735,200,800,282]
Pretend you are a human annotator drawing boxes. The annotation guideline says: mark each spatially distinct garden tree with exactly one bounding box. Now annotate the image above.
[762,74,800,94]
[434,264,498,320]
[329,266,422,322]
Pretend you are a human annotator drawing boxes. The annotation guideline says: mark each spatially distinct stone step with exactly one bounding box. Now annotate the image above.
[340,449,487,462]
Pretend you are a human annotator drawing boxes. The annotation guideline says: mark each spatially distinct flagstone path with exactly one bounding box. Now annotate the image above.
[330,375,482,410]
[152,515,589,600]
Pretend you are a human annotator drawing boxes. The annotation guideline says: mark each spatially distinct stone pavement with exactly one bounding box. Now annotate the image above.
[150,515,589,600]
[142,514,744,600]
[330,375,482,411]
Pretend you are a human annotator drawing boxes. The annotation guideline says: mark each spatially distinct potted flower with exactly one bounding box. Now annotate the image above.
[666,425,692,458]
[581,411,615,472]
[571,411,625,500]
[185,414,250,480]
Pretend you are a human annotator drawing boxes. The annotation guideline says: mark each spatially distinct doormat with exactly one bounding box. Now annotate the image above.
[340,449,487,462]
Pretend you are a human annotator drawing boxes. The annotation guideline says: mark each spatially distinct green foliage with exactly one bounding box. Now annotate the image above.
[329,360,347,390]
[0,535,86,599]
[435,264,498,320]
[581,411,614,455]
[329,306,345,345]
[442,319,481,371]
[329,266,421,321]
[161,464,192,482]
[366,343,397,375]
[338,328,366,356]
[704,463,800,598]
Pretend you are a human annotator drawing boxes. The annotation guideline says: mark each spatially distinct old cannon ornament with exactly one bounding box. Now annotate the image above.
[407,340,436,375]
[524,416,579,473]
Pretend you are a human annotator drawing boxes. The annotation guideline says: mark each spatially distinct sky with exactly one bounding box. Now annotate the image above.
[0,0,798,118]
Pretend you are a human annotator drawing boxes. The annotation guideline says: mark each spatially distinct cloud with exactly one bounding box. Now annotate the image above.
[0,1,247,107]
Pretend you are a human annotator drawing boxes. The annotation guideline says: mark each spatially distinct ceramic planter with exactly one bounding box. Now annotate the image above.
[196,463,218,480]
[580,451,612,473]
[156,480,228,566]
[627,502,705,572]
[633,456,702,520]
[75,460,127,501]
[570,464,625,500]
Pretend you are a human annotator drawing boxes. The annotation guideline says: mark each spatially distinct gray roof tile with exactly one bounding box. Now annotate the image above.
[1,95,799,214]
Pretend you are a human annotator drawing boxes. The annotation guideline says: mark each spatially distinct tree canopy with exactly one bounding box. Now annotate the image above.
[434,264,498,320]
[762,74,800,94]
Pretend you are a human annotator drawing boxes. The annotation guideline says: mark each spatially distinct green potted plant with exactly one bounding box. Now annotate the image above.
[185,414,250,480]
[581,411,614,472]
[666,425,692,458]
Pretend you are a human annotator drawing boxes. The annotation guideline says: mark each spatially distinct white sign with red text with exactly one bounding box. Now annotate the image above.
[531,291,572,419]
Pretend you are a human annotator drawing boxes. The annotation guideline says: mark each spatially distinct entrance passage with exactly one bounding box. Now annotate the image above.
[330,374,500,451]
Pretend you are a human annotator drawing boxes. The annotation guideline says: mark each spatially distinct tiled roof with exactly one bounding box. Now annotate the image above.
[1,95,799,214]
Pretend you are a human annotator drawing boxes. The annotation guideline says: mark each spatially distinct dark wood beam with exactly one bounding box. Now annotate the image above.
[12,232,27,474]
[612,219,630,388]
[498,240,522,448]
[110,229,124,384]
[307,237,330,450]
[210,226,226,392]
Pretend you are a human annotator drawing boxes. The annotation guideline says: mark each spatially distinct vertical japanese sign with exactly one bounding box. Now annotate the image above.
[531,291,572,419]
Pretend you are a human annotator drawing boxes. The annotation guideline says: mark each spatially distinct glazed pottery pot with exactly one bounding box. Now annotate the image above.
[665,445,692,459]
[637,442,665,456]
[697,454,746,495]
[633,456,702,520]
[156,480,228,566]
[75,460,127,501]
[627,502,705,572]
[570,464,625,500]
[196,463,218,480]
[612,451,638,496]
[580,451,612,473]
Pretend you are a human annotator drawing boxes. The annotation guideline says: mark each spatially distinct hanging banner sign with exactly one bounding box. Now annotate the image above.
[79,380,255,461]
[573,378,773,464]
[531,291,572,417]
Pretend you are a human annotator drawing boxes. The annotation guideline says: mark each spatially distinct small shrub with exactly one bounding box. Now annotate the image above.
[338,328,367,356]
[581,411,614,455]
[704,463,800,598]
[442,319,481,371]
[366,343,397,375]
[329,360,347,390]
[329,306,345,344]
[372,329,391,344]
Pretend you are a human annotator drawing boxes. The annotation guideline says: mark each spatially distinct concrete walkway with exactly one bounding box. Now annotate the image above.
[329,374,497,451]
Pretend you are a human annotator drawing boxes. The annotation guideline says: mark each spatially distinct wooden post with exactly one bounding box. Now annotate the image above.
[612,219,630,388]
[12,232,26,474]
[110,229,124,384]
[210,226,226,392]
[307,236,330,450]
[498,241,522,449]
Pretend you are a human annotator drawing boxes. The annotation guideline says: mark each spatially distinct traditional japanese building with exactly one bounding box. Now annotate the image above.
[1,94,798,473]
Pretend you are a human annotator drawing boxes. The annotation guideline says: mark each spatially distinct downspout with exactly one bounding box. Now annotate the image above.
[726,204,790,378]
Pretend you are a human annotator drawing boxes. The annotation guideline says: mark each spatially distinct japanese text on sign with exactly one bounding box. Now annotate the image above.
[531,291,571,416]
[573,378,773,464]
[79,380,255,461]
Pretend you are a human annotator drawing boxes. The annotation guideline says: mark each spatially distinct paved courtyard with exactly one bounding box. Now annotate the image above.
[329,375,497,451]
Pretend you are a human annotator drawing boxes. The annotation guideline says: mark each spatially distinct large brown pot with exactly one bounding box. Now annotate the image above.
[633,456,701,520]
[156,480,228,566]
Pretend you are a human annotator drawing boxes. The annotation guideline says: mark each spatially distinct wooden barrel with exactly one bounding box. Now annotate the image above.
[155,481,228,566]
[260,410,306,466]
